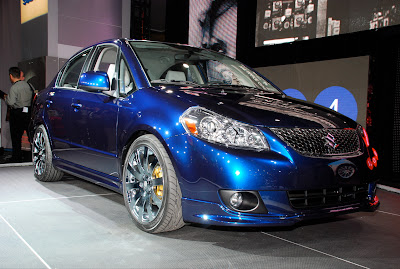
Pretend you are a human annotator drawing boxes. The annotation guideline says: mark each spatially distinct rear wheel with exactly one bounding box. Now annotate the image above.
[122,134,184,233]
[32,125,64,182]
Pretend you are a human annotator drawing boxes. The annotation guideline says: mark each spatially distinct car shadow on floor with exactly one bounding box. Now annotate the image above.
[33,172,125,206]
[32,170,379,251]
[154,212,378,260]
[162,214,353,238]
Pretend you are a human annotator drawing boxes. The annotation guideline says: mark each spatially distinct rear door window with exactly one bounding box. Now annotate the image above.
[58,49,91,88]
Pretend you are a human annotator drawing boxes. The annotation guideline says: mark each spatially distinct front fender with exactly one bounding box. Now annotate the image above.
[116,88,193,183]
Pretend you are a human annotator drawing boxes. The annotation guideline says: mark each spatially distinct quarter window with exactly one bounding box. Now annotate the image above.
[118,57,135,96]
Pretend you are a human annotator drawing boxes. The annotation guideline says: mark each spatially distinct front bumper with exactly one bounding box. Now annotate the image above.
[181,183,379,226]
[166,133,379,227]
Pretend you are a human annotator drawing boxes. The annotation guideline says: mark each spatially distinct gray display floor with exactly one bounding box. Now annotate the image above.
[1,165,399,268]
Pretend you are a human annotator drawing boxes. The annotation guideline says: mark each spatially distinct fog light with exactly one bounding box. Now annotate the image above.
[230,192,243,209]
[219,190,268,213]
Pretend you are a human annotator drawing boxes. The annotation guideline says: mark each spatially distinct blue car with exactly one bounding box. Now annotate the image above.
[30,39,379,233]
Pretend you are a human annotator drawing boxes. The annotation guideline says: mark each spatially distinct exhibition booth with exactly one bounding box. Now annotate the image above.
[1,0,400,186]
[0,1,400,268]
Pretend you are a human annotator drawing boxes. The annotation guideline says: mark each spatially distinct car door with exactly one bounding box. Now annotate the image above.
[68,44,120,180]
[45,48,91,161]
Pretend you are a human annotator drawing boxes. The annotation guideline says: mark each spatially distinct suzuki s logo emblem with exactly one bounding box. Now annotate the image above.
[324,133,339,149]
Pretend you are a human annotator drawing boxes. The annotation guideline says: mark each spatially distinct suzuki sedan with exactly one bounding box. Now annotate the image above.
[30,39,379,233]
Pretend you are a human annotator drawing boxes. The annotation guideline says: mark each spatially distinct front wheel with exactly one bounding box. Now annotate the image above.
[122,134,184,233]
[32,125,64,182]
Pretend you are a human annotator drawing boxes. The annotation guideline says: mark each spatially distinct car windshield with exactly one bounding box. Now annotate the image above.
[129,41,281,94]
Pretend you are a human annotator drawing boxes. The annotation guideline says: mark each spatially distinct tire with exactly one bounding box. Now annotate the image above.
[32,125,64,182]
[122,134,184,233]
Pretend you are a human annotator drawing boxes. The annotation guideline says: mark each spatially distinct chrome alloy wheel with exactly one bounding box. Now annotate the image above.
[125,145,164,224]
[32,130,46,176]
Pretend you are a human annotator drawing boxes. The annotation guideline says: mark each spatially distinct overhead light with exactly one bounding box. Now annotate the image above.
[263,37,298,46]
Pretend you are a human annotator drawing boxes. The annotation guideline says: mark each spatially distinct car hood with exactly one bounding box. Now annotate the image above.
[162,86,357,129]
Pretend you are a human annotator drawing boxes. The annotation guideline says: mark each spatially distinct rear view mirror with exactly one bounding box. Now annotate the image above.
[78,71,110,92]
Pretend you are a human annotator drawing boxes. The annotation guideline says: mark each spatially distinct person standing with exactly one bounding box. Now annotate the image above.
[0,67,33,162]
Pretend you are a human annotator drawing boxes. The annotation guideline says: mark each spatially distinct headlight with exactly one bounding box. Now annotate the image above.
[180,107,269,151]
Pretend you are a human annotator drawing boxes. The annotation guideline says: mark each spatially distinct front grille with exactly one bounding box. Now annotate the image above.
[287,184,368,209]
[270,128,361,157]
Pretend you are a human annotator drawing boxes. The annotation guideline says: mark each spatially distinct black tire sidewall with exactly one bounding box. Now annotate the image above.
[32,125,61,181]
[122,134,172,233]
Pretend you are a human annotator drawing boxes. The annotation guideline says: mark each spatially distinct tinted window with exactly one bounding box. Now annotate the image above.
[59,49,91,88]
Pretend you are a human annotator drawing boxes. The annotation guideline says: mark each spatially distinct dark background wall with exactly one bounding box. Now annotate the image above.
[0,1,22,149]
[21,15,48,61]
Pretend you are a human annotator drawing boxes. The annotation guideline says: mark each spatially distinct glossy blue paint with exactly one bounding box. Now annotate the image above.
[70,90,119,176]
[78,71,110,92]
[53,158,120,190]
[52,137,117,157]
[181,192,364,226]
[43,88,77,154]
[30,39,379,229]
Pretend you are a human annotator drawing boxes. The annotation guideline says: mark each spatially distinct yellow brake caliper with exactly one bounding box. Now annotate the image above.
[152,165,163,200]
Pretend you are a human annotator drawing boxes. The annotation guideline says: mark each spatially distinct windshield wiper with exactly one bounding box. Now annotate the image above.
[151,79,201,87]
[204,83,283,95]
[203,83,267,92]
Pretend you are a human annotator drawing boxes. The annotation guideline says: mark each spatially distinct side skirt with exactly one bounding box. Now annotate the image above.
[53,158,122,194]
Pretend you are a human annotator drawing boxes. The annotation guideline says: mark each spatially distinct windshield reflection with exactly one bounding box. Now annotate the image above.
[129,41,281,94]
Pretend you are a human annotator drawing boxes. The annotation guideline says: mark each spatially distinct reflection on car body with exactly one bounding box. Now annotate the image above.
[30,39,379,233]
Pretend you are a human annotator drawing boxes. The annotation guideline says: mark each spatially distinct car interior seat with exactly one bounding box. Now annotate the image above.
[165,70,186,82]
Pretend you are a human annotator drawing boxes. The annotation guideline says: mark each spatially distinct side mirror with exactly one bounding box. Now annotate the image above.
[78,71,110,92]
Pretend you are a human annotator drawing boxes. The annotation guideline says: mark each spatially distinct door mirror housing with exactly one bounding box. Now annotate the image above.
[78,71,111,92]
